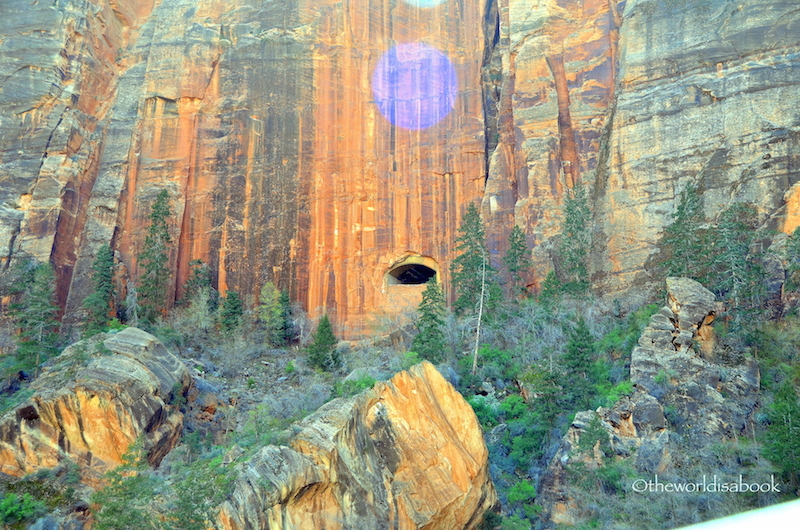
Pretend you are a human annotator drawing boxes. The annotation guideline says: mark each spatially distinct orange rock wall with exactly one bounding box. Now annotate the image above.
[4,0,488,337]
[482,0,622,286]
[301,0,488,333]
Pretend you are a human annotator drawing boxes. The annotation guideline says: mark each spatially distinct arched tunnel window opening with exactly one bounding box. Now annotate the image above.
[387,263,437,285]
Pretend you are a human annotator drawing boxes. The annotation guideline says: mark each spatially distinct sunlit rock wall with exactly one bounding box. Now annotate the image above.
[1,0,489,336]
[482,0,623,285]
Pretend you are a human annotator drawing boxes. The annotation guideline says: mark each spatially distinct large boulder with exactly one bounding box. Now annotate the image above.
[0,328,191,486]
[218,362,496,530]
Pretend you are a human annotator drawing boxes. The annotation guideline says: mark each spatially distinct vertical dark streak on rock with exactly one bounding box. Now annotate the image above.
[546,54,580,191]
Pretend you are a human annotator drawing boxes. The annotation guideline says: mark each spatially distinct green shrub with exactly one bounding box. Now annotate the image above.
[164,454,235,530]
[500,514,530,530]
[0,493,45,524]
[507,480,536,504]
[334,375,376,398]
[467,395,499,430]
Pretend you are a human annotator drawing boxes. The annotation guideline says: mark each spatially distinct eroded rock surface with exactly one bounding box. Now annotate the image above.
[538,278,760,524]
[591,0,800,300]
[0,328,190,486]
[218,362,496,530]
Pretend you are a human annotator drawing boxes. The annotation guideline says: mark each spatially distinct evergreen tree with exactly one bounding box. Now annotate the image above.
[503,224,532,298]
[82,245,115,338]
[91,442,157,530]
[181,259,217,311]
[561,317,595,410]
[707,203,767,325]
[411,281,447,363]
[258,282,283,346]
[762,380,800,490]
[557,183,592,293]
[654,183,707,281]
[10,261,61,371]
[307,314,339,371]
[220,291,243,335]
[278,289,295,346]
[138,189,173,324]
[450,203,497,316]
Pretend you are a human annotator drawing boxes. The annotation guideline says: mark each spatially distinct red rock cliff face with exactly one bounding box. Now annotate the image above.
[481,0,622,284]
[3,0,799,333]
[301,0,488,333]
[1,0,489,336]
[0,0,155,310]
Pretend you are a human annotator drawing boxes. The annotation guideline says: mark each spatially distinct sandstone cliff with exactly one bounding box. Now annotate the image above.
[590,0,800,300]
[0,327,190,486]
[218,362,496,530]
[0,0,490,337]
[1,0,799,334]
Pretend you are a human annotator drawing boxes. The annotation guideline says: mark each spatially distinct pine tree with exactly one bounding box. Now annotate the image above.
[708,203,767,324]
[411,281,447,363]
[10,261,61,371]
[220,291,243,335]
[762,380,800,490]
[561,317,595,410]
[307,314,339,371]
[258,282,283,346]
[82,245,115,337]
[181,259,217,311]
[450,203,497,316]
[138,189,172,324]
[654,183,707,281]
[91,442,157,530]
[557,183,592,293]
[278,290,295,346]
[503,224,532,298]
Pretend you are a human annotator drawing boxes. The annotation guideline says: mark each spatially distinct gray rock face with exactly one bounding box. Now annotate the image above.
[666,277,717,331]
[591,0,800,301]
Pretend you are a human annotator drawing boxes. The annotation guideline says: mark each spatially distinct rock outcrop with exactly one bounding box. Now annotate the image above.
[538,278,760,524]
[631,277,759,447]
[218,362,496,530]
[0,328,190,486]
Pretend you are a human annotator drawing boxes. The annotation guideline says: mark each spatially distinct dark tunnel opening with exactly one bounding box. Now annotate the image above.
[387,263,437,285]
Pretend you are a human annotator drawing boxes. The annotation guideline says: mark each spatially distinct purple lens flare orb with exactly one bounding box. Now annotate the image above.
[372,42,458,130]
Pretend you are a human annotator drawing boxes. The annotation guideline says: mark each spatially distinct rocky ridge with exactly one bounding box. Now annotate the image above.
[538,277,761,525]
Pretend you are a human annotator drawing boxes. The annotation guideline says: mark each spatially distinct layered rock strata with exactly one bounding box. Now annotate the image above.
[590,0,800,300]
[1,0,491,337]
[218,362,496,530]
[0,328,190,486]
